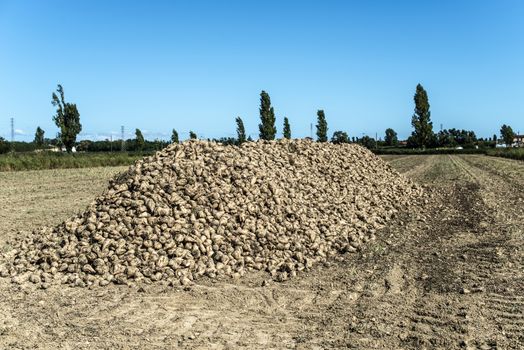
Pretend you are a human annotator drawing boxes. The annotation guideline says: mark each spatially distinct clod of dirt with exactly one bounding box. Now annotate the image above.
[1,140,423,287]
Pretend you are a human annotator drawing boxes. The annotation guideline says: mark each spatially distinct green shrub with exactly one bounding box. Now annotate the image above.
[487,148,524,161]
[0,137,10,154]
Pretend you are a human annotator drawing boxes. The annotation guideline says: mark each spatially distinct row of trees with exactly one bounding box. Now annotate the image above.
[2,84,519,155]
[240,91,331,143]
[407,84,517,148]
[241,87,516,149]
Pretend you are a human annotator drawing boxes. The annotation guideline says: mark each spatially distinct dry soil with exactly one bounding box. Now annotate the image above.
[1,155,523,349]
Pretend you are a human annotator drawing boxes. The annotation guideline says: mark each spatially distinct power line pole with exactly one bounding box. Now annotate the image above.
[310,123,313,139]
[10,117,14,152]
[10,117,14,143]
[121,125,125,152]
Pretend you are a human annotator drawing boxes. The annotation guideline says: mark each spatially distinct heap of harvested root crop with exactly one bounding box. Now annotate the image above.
[1,139,423,288]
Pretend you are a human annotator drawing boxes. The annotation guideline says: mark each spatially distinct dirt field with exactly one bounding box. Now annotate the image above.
[1,155,523,349]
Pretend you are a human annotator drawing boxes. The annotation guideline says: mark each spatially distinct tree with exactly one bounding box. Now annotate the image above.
[384,128,398,146]
[171,129,179,144]
[359,135,376,149]
[236,117,246,144]
[52,84,81,152]
[437,129,455,147]
[331,131,349,144]
[500,124,515,146]
[0,137,9,154]
[492,134,497,142]
[135,128,145,151]
[34,127,45,147]
[316,110,328,142]
[189,131,197,139]
[410,84,434,148]
[283,117,291,139]
[213,137,236,145]
[258,90,276,140]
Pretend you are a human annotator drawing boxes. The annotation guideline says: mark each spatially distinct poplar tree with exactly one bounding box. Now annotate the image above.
[135,128,145,151]
[258,91,276,140]
[236,117,246,144]
[283,117,291,139]
[34,127,45,147]
[316,110,328,142]
[52,84,81,152]
[410,84,434,148]
[171,129,179,143]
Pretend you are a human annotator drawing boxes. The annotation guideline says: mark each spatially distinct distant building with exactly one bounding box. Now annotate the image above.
[60,146,77,153]
[513,135,524,147]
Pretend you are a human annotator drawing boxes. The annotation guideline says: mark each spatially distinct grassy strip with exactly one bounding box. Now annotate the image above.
[374,147,524,161]
[2,147,522,172]
[372,148,486,155]
[486,148,524,161]
[0,152,152,172]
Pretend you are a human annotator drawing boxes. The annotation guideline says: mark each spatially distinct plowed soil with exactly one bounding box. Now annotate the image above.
[1,155,523,349]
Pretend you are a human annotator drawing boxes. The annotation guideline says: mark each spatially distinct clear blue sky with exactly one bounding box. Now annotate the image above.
[1,0,523,142]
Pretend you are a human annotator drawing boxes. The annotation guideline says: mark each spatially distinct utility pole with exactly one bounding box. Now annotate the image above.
[121,125,125,152]
[10,117,14,152]
[310,123,313,139]
[10,117,14,143]
[110,134,113,152]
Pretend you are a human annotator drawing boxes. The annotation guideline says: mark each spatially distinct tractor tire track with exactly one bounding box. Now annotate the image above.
[452,156,524,348]
[332,155,524,349]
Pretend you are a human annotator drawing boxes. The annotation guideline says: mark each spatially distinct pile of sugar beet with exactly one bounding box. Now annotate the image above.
[0,140,424,288]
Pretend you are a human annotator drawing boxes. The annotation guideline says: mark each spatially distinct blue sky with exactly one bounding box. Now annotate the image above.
[1,0,523,142]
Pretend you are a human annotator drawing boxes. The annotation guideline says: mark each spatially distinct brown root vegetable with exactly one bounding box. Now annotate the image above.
[2,139,423,287]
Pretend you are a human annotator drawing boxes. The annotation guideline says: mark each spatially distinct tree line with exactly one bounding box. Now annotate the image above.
[0,83,519,154]
[406,84,517,148]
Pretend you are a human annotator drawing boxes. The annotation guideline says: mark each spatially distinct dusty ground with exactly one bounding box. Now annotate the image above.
[1,155,523,349]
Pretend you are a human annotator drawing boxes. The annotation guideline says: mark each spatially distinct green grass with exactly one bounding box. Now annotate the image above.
[2,147,522,172]
[0,152,151,171]
[372,147,486,155]
[486,148,524,161]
